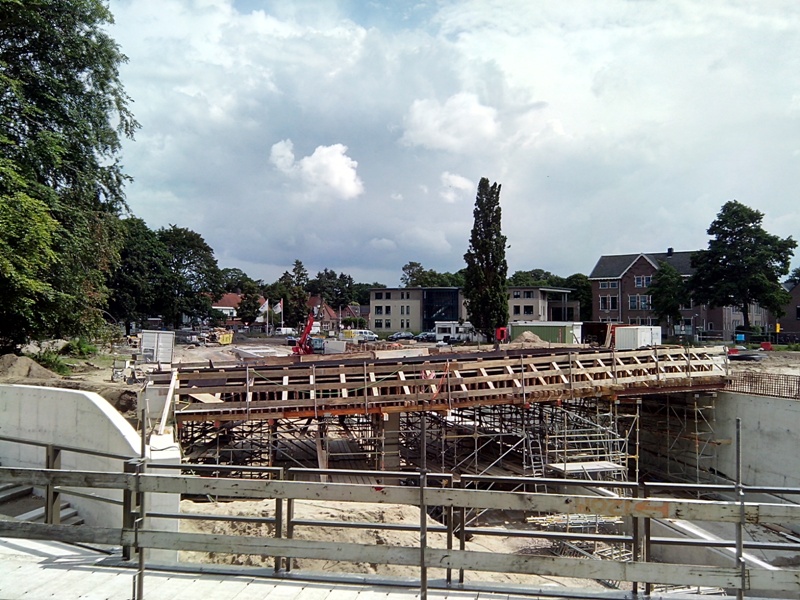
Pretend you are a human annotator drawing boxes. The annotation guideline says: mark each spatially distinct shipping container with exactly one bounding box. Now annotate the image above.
[614,326,662,350]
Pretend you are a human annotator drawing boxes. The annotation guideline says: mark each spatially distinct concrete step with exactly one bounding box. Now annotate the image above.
[17,502,81,525]
[0,485,33,504]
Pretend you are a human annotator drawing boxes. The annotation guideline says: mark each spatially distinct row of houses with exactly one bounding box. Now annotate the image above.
[588,248,799,342]
[210,247,800,342]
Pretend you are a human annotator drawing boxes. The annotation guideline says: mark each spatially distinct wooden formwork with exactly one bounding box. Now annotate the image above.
[153,345,727,424]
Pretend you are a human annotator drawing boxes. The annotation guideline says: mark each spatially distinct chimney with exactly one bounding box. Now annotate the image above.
[667,247,674,257]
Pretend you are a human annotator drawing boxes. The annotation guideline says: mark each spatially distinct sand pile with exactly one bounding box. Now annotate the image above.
[511,331,550,346]
[0,354,59,379]
[179,498,597,589]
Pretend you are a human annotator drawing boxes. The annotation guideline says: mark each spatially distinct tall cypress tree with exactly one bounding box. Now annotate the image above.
[463,178,508,342]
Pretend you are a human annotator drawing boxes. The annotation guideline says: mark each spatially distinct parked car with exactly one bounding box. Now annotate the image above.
[387,331,414,341]
[414,331,437,343]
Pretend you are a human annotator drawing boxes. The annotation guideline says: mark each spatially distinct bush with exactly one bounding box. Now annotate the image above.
[33,349,71,375]
[60,336,98,357]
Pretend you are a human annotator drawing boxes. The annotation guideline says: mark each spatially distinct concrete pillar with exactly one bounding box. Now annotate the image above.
[384,412,402,474]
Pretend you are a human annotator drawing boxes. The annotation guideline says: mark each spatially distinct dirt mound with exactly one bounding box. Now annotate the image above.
[512,331,547,345]
[0,354,59,379]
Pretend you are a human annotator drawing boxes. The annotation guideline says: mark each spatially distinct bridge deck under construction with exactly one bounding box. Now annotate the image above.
[149,345,728,423]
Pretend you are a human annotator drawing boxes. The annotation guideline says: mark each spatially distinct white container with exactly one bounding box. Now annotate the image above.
[614,326,662,350]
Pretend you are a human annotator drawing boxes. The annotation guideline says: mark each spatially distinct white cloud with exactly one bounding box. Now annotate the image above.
[401,93,499,152]
[439,171,473,203]
[270,139,364,202]
[108,1,800,285]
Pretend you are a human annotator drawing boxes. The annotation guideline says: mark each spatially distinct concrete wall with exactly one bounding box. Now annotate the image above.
[714,391,800,489]
[0,384,180,562]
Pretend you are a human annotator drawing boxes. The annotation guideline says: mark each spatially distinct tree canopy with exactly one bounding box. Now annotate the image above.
[463,178,508,341]
[649,261,688,331]
[106,217,170,334]
[0,0,138,351]
[689,200,796,328]
[155,225,224,328]
[400,261,465,288]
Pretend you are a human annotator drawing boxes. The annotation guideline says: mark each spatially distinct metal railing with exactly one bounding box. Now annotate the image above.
[2,462,799,599]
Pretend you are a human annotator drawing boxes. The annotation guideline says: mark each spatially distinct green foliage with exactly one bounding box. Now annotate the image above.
[60,336,98,357]
[508,269,565,287]
[31,349,71,376]
[463,178,508,340]
[220,268,260,293]
[342,316,366,328]
[0,176,59,352]
[564,273,592,322]
[650,261,688,330]
[307,268,357,307]
[107,218,171,333]
[154,225,224,328]
[236,281,263,325]
[690,201,796,328]
[401,262,465,288]
[787,266,800,287]
[0,0,137,350]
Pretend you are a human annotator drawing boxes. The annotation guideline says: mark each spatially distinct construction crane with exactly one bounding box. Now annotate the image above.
[292,310,317,355]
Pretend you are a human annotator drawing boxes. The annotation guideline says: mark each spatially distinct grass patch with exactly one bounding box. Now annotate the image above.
[32,349,72,376]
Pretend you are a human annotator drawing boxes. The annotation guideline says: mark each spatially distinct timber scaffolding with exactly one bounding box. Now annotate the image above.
[148,346,728,486]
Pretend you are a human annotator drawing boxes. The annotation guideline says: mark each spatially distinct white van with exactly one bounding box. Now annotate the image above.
[340,329,379,343]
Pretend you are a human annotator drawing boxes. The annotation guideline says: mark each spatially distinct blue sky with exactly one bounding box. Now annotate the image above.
[108,0,800,285]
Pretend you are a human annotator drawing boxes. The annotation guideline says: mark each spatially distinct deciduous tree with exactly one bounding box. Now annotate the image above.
[154,225,224,328]
[463,178,508,342]
[649,261,688,333]
[107,218,170,334]
[0,0,138,348]
[690,200,796,328]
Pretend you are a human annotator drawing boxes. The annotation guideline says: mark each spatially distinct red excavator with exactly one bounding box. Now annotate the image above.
[292,311,317,355]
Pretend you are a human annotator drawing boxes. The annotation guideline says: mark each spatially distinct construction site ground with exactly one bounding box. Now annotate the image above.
[2,339,799,593]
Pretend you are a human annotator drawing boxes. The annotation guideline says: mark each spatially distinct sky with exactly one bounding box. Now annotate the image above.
[107,0,800,286]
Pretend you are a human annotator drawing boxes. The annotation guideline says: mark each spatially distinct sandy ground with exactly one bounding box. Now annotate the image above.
[179,497,602,591]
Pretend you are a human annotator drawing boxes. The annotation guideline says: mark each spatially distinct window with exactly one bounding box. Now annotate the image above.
[375,306,383,315]
[629,295,638,310]
[385,306,391,315]
[600,281,608,289]
[375,319,383,328]
[524,290,534,299]
[640,295,651,310]
[645,276,651,287]
[601,296,618,311]
[513,290,521,298]
[610,281,618,288]
[635,276,643,288]
[513,305,521,315]
[523,306,534,315]
[385,292,392,300]
[384,320,391,329]
[375,292,383,300]
[400,306,405,315]
[796,306,800,320]
[406,305,410,315]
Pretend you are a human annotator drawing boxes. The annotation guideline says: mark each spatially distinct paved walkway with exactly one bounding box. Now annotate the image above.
[0,538,545,600]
